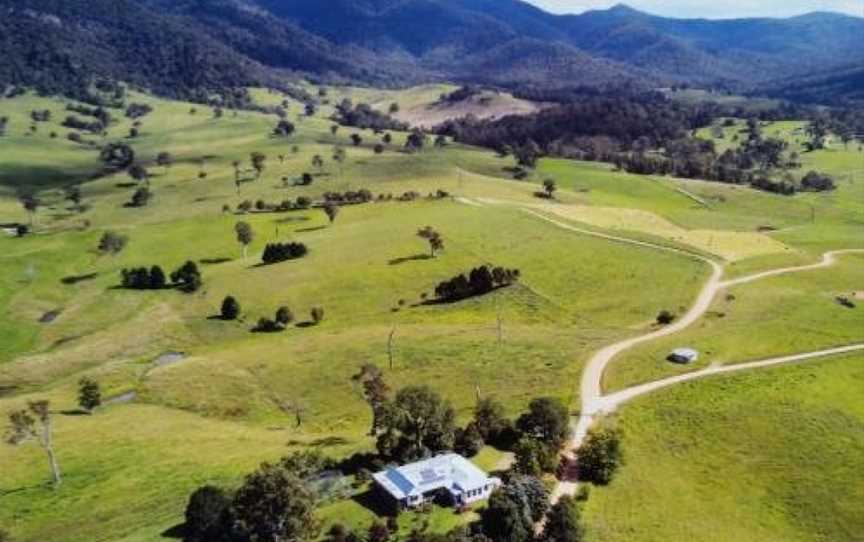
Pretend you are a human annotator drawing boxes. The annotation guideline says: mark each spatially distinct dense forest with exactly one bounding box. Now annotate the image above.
[436,90,864,195]
[2,0,863,107]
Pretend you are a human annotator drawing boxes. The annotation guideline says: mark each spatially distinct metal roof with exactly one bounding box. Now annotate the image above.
[372,454,494,500]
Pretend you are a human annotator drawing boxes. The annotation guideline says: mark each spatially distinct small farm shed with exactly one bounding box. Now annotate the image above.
[667,348,699,364]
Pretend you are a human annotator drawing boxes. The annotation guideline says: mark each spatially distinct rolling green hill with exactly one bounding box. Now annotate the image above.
[0,84,862,541]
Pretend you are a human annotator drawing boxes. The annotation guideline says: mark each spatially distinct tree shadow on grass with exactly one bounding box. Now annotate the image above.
[295,226,326,233]
[388,254,431,266]
[199,257,232,265]
[60,409,91,416]
[160,523,186,539]
[352,489,396,518]
[60,272,99,285]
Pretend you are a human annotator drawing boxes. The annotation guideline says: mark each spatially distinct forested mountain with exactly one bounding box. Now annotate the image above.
[1,0,862,104]
[762,65,864,107]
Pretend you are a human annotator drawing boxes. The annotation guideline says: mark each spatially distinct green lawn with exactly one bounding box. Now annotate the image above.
[604,253,864,392]
[586,352,864,542]
[1,86,862,542]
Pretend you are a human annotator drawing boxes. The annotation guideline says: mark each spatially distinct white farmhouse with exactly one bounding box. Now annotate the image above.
[372,454,501,510]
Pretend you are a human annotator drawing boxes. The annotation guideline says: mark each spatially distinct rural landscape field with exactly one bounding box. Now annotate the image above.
[1,1,862,542]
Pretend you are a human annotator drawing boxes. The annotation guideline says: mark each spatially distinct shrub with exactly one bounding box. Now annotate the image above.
[221,296,241,320]
[170,261,202,293]
[578,425,622,485]
[657,310,676,325]
[78,378,102,412]
[128,186,151,207]
[275,306,294,327]
[262,242,308,265]
[311,306,325,324]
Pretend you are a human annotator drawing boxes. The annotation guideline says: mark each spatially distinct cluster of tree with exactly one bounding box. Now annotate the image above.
[322,189,375,204]
[182,452,331,542]
[254,306,296,333]
[120,261,202,293]
[120,266,169,290]
[438,85,483,104]
[800,170,836,192]
[434,266,521,303]
[261,242,308,265]
[433,90,845,196]
[67,103,112,125]
[30,109,51,122]
[61,115,105,134]
[332,100,408,132]
[435,93,704,158]
[125,103,153,119]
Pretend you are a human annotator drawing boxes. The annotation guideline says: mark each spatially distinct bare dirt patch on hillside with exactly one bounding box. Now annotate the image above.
[396,90,545,128]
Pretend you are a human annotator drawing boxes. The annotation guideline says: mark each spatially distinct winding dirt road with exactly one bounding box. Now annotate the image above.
[523,204,864,502]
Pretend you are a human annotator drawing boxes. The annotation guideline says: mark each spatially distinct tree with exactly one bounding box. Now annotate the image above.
[389,103,399,114]
[382,133,392,145]
[513,438,542,476]
[97,231,128,255]
[434,135,448,148]
[184,485,230,542]
[149,265,167,289]
[416,226,444,257]
[78,378,102,412]
[516,397,570,447]
[323,203,339,225]
[352,364,390,436]
[514,140,541,169]
[100,142,135,169]
[350,133,363,146]
[250,152,267,180]
[221,296,241,320]
[481,490,532,542]
[235,221,254,259]
[129,186,151,207]
[473,397,509,444]
[578,425,622,485]
[513,437,558,475]
[454,422,484,457]
[156,152,174,172]
[330,125,339,136]
[274,120,296,137]
[128,163,150,185]
[506,475,549,523]
[405,130,426,152]
[5,400,62,488]
[231,462,319,542]
[332,146,347,177]
[376,386,456,462]
[19,195,39,226]
[310,306,325,324]
[656,310,675,325]
[170,261,202,293]
[275,306,294,327]
[543,179,557,199]
[311,154,325,172]
[541,496,584,542]
[374,143,384,154]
